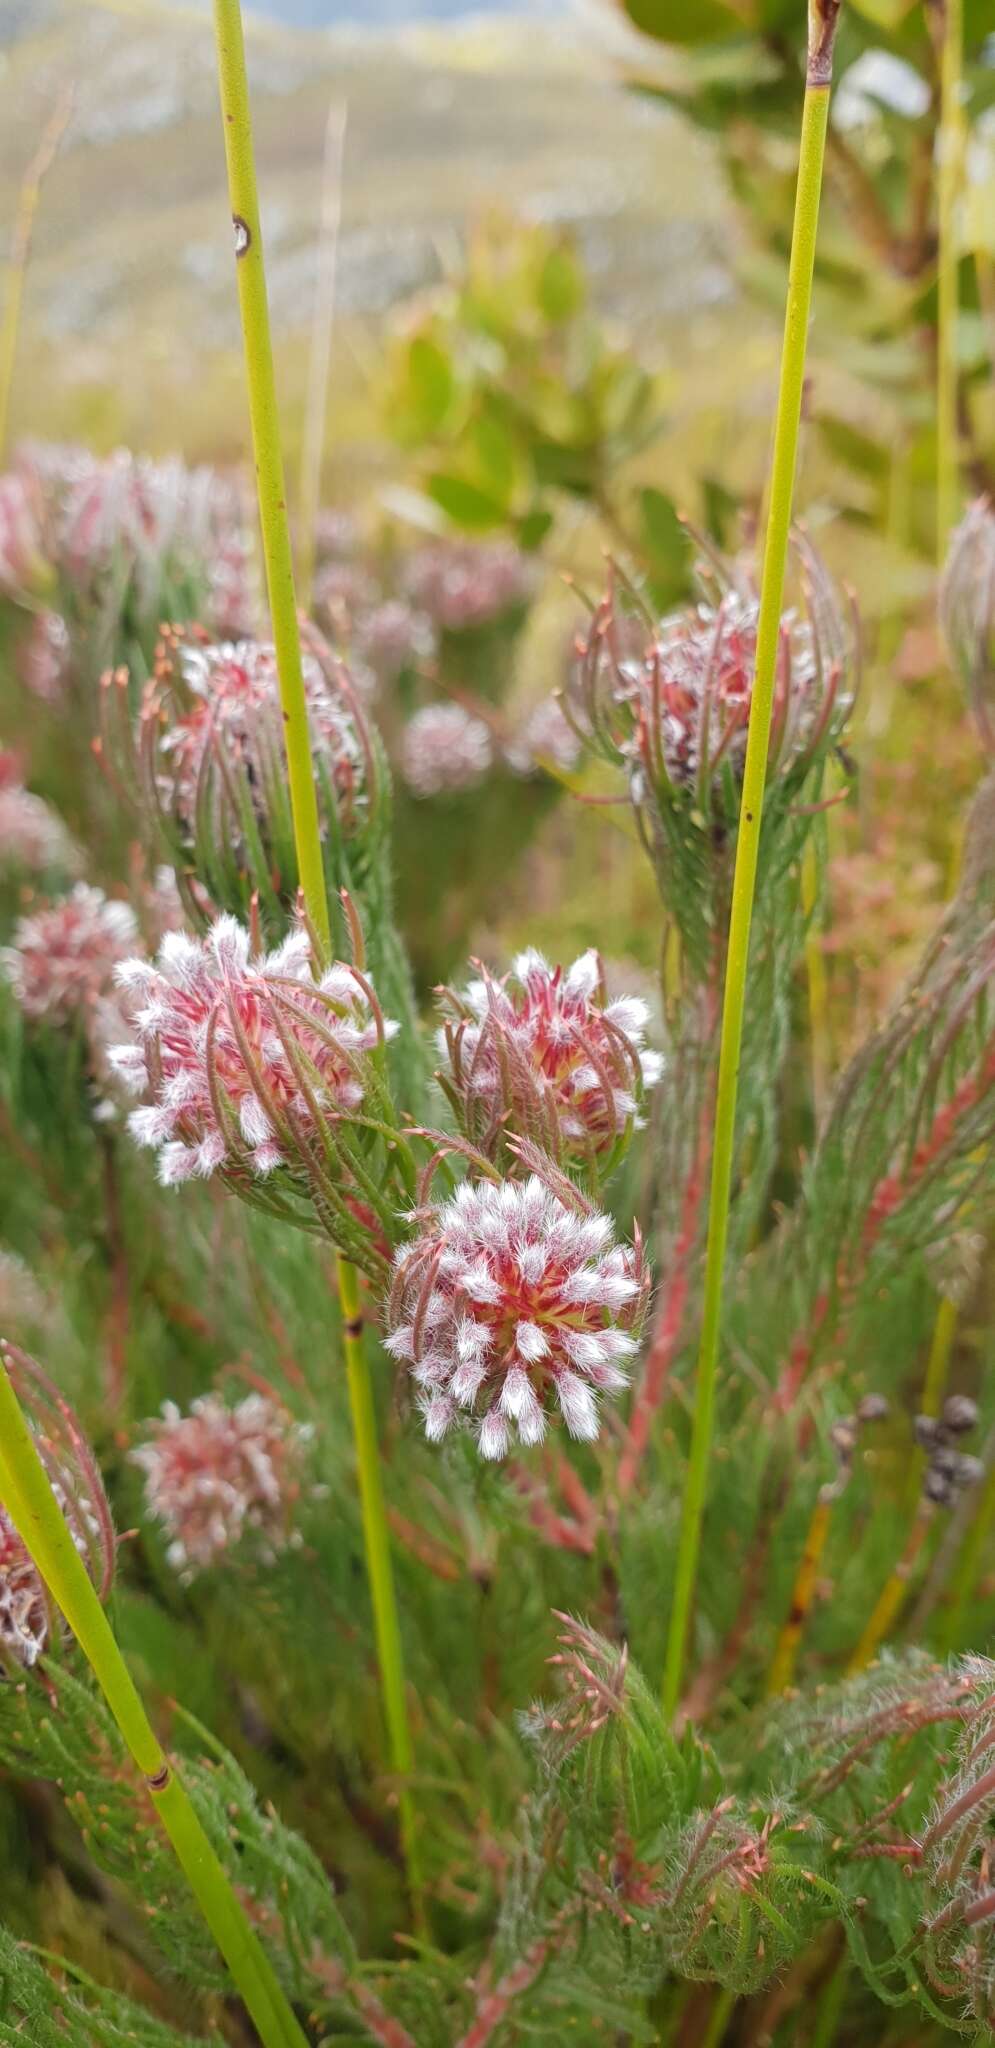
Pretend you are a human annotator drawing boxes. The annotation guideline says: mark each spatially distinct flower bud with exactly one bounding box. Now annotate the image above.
[436,948,662,1182]
[383,1171,649,1458]
[101,628,380,940]
[572,530,854,825]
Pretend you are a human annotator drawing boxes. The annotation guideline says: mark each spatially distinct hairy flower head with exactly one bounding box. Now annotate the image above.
[437,949,662,1177]
[383,1173,649,1457]
[111,915,394,1189]
[573,531,853,813]
[148,628,369,844]
[131,1390,310,1578]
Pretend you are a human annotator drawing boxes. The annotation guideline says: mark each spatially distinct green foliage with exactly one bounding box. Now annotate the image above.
[382,217,663,547]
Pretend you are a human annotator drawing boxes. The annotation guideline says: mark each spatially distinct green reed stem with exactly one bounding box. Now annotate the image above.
[210,0,422,1923]
[212,0,329,943]
[0,1349,308,2048]
[661,7,838,1720]
[936,0,963,560]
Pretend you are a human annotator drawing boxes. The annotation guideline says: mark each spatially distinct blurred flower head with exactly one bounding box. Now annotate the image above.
[0,1342,115,1670]
[437,948,662,1177]
[401,701,493,797]
[0,757,79,879]
[940,498,995,747]
[383,1172,649,1458]
[0,471,49,599]
[131,1390,310,1578]
[17,608,70,705]
[111,915,394,1188]
[505,695,581,778]
[403,539,536,633]
[2,884,136,1027]
[352,598,435,688]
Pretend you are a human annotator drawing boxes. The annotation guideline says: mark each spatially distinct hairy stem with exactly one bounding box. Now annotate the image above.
[0,1347,308,2048]
[210,0,422,1921]
[661,8,838,1720]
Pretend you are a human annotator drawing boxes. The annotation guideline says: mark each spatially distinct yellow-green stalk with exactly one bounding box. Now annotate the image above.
[0,1347,308,2048]
[0,90,73,461]
[661,0,841,1721]
[210,0,423,1921]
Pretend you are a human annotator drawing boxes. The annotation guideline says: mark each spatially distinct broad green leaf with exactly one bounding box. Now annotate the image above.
[471,410,517,507]
[621,0,743,43]
[426,473,507,531]
[405,333,454,433]
[536,242,586,323]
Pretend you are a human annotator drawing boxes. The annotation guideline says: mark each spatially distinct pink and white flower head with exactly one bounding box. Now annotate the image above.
[0,1342,115,1669]
[0,470,48,599]
[148,628,369,843]
[110,915,394,1188]
[2,885,137,1027]
[383,1173,649,1458]
[401,702,493,798]
[940,497,995,746]
[0,759,79,878]
[131,1390,310,1579]
[437,950,662,1177]
[504,696,581,778]
[403,540,535,633]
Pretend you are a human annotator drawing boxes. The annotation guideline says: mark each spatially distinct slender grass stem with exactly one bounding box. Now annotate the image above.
[661,6,839,1721]
[0,1347,308,2048]
[210,0,422,1921]
[936,0,963,560]
[700,1986,736,2048]
[0,90,73,461]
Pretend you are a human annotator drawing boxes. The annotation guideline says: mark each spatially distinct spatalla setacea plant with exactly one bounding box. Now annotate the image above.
[9,3,995,2045]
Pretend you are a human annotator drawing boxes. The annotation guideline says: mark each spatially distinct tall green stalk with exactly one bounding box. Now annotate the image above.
[0,1349,308,2048]
[661,1,840,1722]
[936,0,963,560]
[210,0,423,1920]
